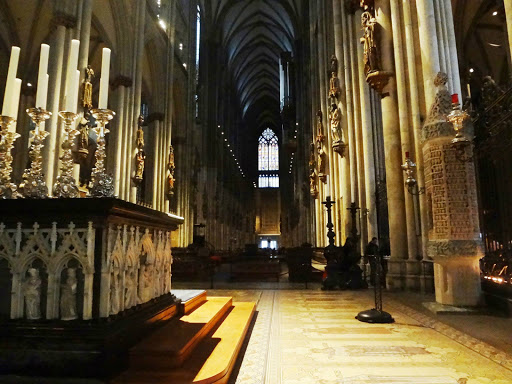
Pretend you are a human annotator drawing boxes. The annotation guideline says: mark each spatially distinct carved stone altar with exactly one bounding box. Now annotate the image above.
[0,198,183,377]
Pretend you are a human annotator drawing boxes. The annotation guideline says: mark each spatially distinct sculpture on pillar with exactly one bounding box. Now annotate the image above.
[309,142,318,198]
[166,145,175,198]
[315,111,327,182]
[133,115,146,185]
[361,11,380,76]
[82,65,94,109]
[360,10,392,94]
[329,55,341,102]
[23,268,42,320]
[60,267,78,320]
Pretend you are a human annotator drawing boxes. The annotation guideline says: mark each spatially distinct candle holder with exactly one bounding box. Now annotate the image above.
[447,95,473,162]
[90,108,115,197]
[21,107,51,198]
[53,111,79,198]
[0,116,21,199]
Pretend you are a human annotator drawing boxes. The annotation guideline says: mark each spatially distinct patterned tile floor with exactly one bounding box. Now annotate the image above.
[206,289,512,384]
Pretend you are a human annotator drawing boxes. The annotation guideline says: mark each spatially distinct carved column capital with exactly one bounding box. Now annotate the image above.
[51,12,77,30]
[111,75,133,90]
[147,112,165,124]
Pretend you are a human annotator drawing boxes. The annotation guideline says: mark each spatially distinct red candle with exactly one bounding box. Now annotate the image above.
[405,151,409,158]
[451,93,459,104]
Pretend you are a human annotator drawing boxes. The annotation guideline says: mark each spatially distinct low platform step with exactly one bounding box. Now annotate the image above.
[113,301,256,384]
[173,290,208,315]
[129,297,232,370]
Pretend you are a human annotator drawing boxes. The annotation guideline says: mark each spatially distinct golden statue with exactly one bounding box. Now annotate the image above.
[133,115,145,184]
[309,143,318,198]
[361,11,380,76]
[77,114,89,160]
[82,65,94,109]
[167,145,175,197]
[315,111,326,181]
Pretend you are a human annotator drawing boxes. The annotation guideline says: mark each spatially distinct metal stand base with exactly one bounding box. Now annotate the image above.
[356,308,394,323]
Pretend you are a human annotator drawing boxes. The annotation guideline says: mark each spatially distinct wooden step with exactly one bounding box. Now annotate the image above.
[112,301,255,384]
[129,297,232,370]
[173,290,208,315]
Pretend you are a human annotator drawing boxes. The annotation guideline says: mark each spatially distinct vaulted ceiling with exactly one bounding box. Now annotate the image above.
[200,0,302,133]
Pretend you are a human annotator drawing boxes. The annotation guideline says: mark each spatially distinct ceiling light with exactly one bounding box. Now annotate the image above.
[179,43,184,50]
[492,11,498,16]
[27,83,32,87]
[158,19,166,30]
[469,68,474,73]
[183,63,187,68]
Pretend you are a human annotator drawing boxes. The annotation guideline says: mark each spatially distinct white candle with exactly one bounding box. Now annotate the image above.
[35,44,50,109]
[326,175,330,196]
[8,78,21,131]
[40,74,49,111]
[71,70,80,113]
[65,39,80,112]
[2,46,20,116]
[98,47,111,109]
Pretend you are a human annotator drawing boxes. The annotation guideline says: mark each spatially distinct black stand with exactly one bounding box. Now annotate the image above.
[356,253,394,323]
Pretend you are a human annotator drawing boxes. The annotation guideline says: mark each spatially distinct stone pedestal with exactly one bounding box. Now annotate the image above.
[422,73,483,307]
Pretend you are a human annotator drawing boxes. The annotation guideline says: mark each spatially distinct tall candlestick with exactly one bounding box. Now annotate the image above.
[8,78,22,130]
[35,44,50,109]
[326,175,330,198]
[98,48,111,109]
[65,40,80,112]
[2,46,20,116]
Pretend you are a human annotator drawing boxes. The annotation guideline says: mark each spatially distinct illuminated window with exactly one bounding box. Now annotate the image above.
[258,128,279,188]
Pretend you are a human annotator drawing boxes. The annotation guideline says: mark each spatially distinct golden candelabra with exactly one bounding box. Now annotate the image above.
[53,111,79,198]
[90,108,115,197]
[0,116,21,199]
[22,107,51,198]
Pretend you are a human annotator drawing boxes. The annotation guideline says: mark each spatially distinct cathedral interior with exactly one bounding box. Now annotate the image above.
[0,0,512,383]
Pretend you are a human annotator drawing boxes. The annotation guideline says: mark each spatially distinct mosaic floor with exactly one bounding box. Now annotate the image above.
[217,290,512,384]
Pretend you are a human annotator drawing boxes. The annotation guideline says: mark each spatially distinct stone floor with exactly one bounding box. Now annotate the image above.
[187,287,512,384]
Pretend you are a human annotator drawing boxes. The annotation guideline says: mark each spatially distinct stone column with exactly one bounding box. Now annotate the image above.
[390,0,419,289]
[422,73,482,306]
[111,76,132,197]
[506,0,512,64]
[416,0,441,108]
[129,0,146,203]
[356,21,378,243]
[375,0,409,289]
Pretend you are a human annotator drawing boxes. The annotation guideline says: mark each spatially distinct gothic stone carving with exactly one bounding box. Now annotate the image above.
[0,221,95,320]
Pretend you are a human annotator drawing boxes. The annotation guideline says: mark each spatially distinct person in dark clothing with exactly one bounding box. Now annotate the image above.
[365,237,380,286]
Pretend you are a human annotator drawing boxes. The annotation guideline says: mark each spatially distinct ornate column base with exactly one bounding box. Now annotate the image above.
[429,240,483,306]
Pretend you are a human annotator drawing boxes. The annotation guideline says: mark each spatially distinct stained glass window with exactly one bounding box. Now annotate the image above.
[258,128,279,188]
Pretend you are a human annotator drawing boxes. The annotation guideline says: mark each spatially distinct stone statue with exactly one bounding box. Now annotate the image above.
[361,11,380,75]
[133,115,146,184]
[60,268,78,320]
[329,103,342,142]
[124,269,138,308]
[23,268,41,320]
[109,267,120,315]
[82,65,94,109]
[329,55,340,101]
